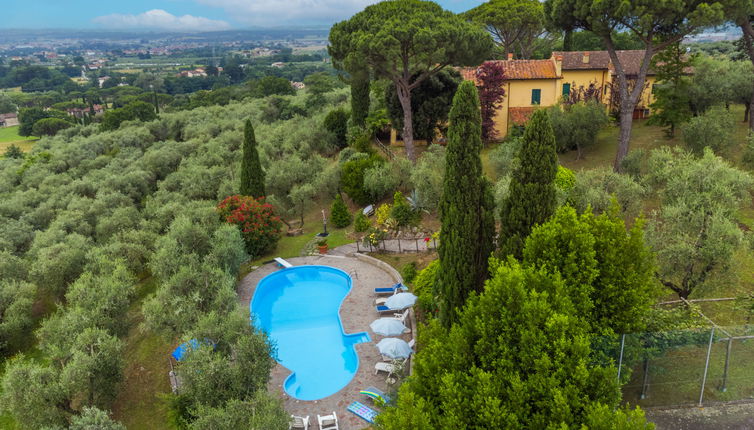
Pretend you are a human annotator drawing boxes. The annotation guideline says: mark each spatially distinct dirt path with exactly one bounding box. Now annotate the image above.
[646,402,754,429]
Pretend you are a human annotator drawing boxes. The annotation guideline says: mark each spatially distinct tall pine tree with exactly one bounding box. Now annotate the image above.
[498,109,558,259]
[436,81,494,327]
[239,119,265,198]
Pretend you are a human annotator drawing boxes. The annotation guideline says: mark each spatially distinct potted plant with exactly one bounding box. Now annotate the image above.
[317,238,329,254]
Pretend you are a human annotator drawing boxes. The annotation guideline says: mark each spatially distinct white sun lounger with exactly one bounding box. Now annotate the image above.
[391,309,410,325]
[375,358,407,379]
[274,257,293,269]
[289,415,309,430]
[317,411,339,430]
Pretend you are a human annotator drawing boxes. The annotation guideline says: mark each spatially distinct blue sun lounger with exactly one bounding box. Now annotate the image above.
[347,401,379,423]
[376,305,397,314]
[374,282,406,295]
[360,386,391,404]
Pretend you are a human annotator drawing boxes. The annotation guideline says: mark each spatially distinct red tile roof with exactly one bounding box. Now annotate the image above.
[459,59,560,82]
[551,50,661,76]
[552,51,611,70]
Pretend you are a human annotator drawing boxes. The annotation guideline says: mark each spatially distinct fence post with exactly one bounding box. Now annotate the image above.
[640,357,650,399]
[356,240,360,253]
[698,327,716,407]
[721,337,733,392]
[398,239,401,253]
[415,239,419,252]
[617,334,626,383]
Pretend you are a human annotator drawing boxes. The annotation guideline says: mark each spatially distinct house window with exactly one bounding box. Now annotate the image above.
[531,89,541,105]
[562,83,571,97]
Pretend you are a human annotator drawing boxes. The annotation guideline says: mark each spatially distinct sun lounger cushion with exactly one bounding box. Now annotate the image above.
[360,386,391,404]
[347,401,379,423]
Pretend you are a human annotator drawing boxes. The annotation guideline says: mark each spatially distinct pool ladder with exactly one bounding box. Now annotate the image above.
[349,269,358,279]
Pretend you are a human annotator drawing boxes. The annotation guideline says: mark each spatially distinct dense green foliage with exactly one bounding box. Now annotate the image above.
[329,0,493,161]
[100,101,157,131]
[682,105,736,155]
[32,117,72,136]
[377,260,651,429]
[354,210,371,232]
[524,206,657,334]
[0,280,36,355]
[437,81,495,326]
[463,0,545,59]
[412,260,440,314]
[363,158,412,202]
[3,144,24,159]
[18,107,70,136]
[350,73,370,127]
[239,120,265,198]
[385,69,462,143]
[647,43,693,137]
[498,109,558,259]
[0,86,347,427]
[340,154,384,205]
[323,107,349,149]
[645,147,752,298]
[688,56,754,119]
[547,101,609,158]
[330,193,352,228]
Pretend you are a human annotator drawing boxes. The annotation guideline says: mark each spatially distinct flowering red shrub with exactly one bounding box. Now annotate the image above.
[476,61,507,141]
[217,195,283,258]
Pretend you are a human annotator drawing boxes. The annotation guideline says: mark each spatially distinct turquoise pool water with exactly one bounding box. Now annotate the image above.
[251,265,370,401]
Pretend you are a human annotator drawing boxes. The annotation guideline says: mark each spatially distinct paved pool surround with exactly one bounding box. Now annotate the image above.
[238,254,409,430]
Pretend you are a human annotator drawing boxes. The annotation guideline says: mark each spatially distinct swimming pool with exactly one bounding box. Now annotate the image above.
[251,265,370,401]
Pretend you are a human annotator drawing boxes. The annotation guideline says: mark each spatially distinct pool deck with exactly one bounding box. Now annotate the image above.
[237,254,412,430]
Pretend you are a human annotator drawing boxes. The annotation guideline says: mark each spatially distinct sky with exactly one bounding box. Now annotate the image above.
[1,0,485,31]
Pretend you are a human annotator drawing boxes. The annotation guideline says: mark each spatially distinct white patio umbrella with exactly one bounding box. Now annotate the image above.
[376,338,413,359]
[384,292,417,310]
[370,318,409,336]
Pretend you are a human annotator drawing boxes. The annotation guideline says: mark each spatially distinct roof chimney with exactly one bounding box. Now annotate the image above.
[507,52,514,60]
[582,52,590,64]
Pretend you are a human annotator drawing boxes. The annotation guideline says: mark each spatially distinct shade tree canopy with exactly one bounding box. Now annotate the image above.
[545,0,732,170]
[329,0,493,162]
[463,0,546,59]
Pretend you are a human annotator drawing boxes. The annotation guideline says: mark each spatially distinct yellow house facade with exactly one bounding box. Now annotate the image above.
[458,50,660,139]
[388,50,661,144]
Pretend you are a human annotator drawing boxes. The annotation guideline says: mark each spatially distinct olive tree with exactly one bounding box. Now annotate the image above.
[646,147,753,298]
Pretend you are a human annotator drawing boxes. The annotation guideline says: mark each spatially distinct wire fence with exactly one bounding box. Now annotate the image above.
[603,325,754,407]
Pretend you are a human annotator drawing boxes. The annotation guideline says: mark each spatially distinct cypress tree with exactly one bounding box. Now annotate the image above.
[498,109,558,259]
[436,81,494,327]
[350,72,370,127]
[239,119,265,198]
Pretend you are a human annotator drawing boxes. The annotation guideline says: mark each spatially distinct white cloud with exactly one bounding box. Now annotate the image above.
[93,9,231,31]
[194,0,380,26]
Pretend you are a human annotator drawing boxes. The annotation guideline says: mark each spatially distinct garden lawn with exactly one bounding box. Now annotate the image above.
[0,126,36,154]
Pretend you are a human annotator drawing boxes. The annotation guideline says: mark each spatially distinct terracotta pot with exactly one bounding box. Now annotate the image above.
[318,245,328,254]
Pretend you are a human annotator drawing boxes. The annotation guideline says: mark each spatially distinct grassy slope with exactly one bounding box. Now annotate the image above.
[0,126,36,153]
